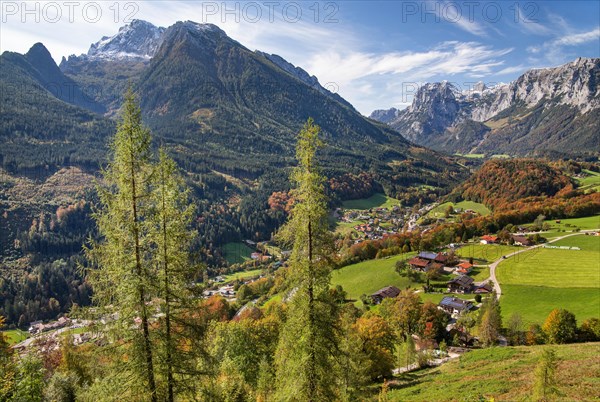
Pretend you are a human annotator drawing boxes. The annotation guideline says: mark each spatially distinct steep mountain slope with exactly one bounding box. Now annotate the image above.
[0,45,114,173]
[371,58,600,156]
[6,43,105,114]
[131,20,462,188]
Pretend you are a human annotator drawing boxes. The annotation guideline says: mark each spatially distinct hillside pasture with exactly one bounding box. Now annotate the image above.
[540,215,600,231]
[455,243,520,264]
[497,234,600,323]
[341,193,401,210]
[429,200,491,218]
[386,343,600,401]
[496,235,599,288]
[222,242,254,265]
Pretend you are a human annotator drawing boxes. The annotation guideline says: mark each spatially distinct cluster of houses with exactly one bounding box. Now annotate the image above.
[406,251,493,295]
[479,234,535,247]
[337,206,408,241]
[28,316,70,335]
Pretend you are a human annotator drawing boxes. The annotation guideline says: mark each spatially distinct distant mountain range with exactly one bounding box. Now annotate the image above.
[370,58,600,157]
[1,19,463,195]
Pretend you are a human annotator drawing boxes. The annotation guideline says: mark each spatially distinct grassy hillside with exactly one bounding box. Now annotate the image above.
[429,200,491,218]
[497,234,600,323]
[540,215,600,231]
[222,242,254,265]
[575,169,600,193]
[341,193,401,210]
[222,268,264,283]
[331,255,413,302]
[386,342,600,401]
[455,244,520,263]
[497,235,599,288]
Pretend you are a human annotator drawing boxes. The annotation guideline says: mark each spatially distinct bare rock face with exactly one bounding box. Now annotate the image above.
[371,58,600,155]
[87,19,166,60]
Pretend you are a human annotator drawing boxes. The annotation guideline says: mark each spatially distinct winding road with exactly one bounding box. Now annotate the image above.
[486,231,598,299]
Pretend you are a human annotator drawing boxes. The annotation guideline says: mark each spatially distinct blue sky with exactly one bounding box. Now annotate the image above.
[1,1,599,114]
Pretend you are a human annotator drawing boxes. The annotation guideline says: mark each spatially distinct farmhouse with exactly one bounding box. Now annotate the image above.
[480,235,498,244]
[455,261,473,275]
[408,257,431,271]
[474,282,493,294]
[512,235,534,246]
[371,286,401,304]
[447,275,474,293]
[434,252,455,265]
[439,296,473,315]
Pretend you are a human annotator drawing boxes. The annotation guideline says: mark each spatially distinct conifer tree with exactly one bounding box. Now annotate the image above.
[151,148,199,401]
[533,348,560,401]
[85,88,158,401]
[274,118,340,401]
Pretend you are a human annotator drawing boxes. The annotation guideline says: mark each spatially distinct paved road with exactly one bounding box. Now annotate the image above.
[486,231,598,299]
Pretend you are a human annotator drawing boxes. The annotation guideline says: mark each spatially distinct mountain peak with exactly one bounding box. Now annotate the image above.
[25,42,63,78]
[86,19,166,60]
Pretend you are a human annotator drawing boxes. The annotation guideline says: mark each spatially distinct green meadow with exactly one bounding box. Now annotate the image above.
[429,200,491,218]
[222,242,254,265]
[497,234,600,323]
[341,193,401,210]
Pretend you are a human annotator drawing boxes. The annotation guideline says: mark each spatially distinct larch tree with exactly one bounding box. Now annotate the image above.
[532,348,560,401]
[151,148,199,401]
[274,118,340,402]
[478,292,502,347]
[85,89,158,401]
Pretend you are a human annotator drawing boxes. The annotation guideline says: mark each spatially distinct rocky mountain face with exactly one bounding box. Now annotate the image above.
[86,19,166,60]
[59,20,166,114]
[371,58,600,156]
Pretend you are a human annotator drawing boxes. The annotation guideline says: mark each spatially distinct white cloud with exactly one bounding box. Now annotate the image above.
[553,28,600,46]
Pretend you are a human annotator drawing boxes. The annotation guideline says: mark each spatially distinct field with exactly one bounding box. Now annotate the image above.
[455,243,520,263]
[496,235,599,288]
[222,268,264,283]
[331,255,413,301]
[575,169,600,193]
[540,215,600,231]
[222,242,254,265]
[500,285,600,324]
[2,329,29,345]
[385,342,600,401]
[342,193,401,210]
[497,234,600,323]
[429,201,491,218]
[455,153,485,159]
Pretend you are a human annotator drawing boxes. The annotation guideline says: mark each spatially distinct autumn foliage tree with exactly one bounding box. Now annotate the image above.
[542,308,577,344]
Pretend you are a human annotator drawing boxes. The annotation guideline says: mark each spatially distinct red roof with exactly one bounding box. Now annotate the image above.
[458,262,473,270]
[481,235,498,242]
[408,257,430,268]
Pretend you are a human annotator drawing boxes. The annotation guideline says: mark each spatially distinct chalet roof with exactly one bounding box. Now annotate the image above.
[371,286,401,299]
[418,251,438,260]
[457,262,473,270]
[475,283,493,293]
[439,296,473,311]
[512,235,533,244]
[408,257,430,268]
[434,253,449,263]
[481,235,498,242]
[448,275,474,287]
[429,262,444,271]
